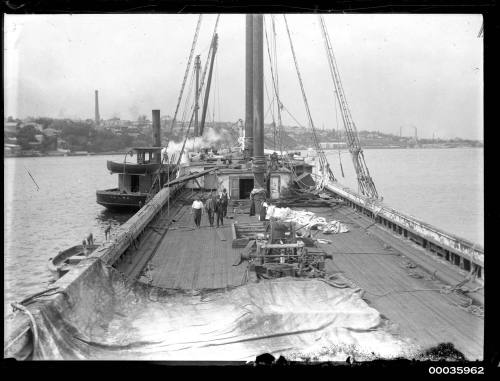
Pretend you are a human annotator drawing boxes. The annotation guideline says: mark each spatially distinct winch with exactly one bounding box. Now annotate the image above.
[235,220,332,279]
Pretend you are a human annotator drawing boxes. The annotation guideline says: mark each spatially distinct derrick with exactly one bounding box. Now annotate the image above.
[318,15,379,199]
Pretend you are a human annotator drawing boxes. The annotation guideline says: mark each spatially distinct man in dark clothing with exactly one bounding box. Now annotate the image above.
[220,188,229,217]
[249,192,255,216]
[215,198,224,227]
[270,151,279,170]
[260,201,269,221]
[205,192,215,227]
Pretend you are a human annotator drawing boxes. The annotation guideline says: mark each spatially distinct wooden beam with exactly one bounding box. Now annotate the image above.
[163,168,217,187]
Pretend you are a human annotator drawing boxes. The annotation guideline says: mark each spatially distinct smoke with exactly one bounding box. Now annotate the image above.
[163,127,224,164]
[128,104,139,121]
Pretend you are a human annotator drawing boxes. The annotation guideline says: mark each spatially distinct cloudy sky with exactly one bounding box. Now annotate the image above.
[4,14,483,140]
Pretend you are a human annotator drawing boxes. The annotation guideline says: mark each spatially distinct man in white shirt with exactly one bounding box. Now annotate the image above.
[191,198,204,228]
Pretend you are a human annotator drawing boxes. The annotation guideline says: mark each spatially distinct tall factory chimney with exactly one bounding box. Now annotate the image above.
[95,90,100,126]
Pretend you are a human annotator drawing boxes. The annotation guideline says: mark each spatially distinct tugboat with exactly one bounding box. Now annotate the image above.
[96,147,174,211]
[96,112,177,211]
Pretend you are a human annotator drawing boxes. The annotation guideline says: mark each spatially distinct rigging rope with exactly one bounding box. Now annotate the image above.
[174,16,221,169]
[168,15,203,135]
[334,83,345,178]
[178,67,197,137]
[264,15,285,155]
[282,15,336,188]
[318,15,378,198]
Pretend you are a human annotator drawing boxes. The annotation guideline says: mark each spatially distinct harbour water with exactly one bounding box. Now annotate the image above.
[325,148,483,246]
[3,148,483,314]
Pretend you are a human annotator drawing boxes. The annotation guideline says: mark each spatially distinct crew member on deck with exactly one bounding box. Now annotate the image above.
[270,151,279,170]
[260,201,269,221]
[205,192,216,228]
[215,198,224,228]
[105,222,112,241]
[249,192,256,216]
[86,232,94,246]
[220,188,229,217]
[191,198,204,228]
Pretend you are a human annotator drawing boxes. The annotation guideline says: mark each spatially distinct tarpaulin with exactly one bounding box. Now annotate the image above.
[19,260,418,360]
[265,205,349,234]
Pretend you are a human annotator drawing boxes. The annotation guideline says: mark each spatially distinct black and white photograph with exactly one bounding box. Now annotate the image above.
[4,11,485,365]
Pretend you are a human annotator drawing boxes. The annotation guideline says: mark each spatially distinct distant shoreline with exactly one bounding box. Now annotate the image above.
[4,145,483,158]
[4,151,127,158]
[324,145,483,150]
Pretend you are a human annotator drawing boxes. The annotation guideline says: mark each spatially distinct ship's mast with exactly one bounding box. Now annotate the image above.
[193,55,201,136]
[199,34,218,136]
[250,14,267,212]
[246,15,267,214]
[244,14,254,159]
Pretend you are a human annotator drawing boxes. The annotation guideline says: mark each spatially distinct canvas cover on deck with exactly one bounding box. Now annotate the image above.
[8,259,419,361]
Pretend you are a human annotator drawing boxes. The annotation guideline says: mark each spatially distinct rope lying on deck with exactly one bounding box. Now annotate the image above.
[10,303,39,358]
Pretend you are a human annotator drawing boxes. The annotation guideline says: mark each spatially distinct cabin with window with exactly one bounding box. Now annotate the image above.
[182,161,292,200]
[97,147,174,210]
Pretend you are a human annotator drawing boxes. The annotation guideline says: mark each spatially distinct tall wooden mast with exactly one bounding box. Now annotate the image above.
[193,55,201,136]
[251,14,267,210]
[199,34,218,137]
[244,14,254,159]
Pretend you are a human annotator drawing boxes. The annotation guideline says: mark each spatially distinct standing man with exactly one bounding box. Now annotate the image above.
[249,191,256,216]
[270,151,279,170]
[260,201,269,221]
[205,192,215,228]
[215,198,224,228]
[86,232,94,246]
[220,188,229,218]
[104,222,112,241]
[191,197,204,228]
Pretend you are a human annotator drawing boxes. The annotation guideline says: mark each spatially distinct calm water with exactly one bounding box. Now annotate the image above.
[4,148,483,312]
[325,148,483,245]
[4,154,133,314]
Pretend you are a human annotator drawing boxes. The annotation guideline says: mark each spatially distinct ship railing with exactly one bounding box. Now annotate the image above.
[323,179,484,285]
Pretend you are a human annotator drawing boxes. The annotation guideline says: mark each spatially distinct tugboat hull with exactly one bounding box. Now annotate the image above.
[96,188,148,210]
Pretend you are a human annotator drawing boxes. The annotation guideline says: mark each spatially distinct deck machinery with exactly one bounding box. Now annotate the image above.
[237,220,333,279]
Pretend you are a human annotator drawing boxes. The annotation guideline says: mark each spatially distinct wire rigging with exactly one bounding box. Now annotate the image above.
[318,15,378,198]
[283,15,336,186]
[175,15,221,169]
[168,15,203,136]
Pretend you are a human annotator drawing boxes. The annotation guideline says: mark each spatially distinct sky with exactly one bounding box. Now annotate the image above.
[4,14,483,140]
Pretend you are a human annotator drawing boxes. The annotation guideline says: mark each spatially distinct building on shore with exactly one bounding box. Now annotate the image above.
[319,141,348,150]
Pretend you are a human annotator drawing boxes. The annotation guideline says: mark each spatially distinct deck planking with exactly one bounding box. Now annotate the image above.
[311,206,483,360]
[143,198,482,360]
[147,202,253,290]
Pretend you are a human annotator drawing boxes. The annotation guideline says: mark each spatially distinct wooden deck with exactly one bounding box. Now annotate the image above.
[316,206,483,361]
[132,193,482,360]
[145,196,254,290]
